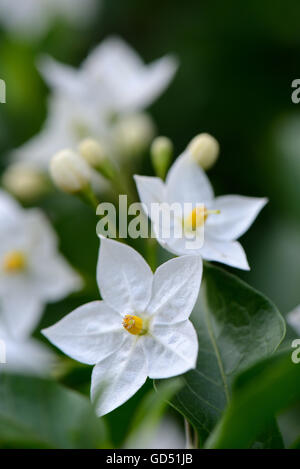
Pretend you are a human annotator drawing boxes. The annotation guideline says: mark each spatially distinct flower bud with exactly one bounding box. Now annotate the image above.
[50,149,91,194]
[2,164,48,201]
[188,133,219,170]
[78,138,106,168]
[151,136,173,179]
[114,113,155,157]
[78,138,116,181]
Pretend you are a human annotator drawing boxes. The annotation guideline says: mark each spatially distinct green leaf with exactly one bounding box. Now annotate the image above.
[205,351,300,449]
[162,262,286,446]
[0,374,108,449]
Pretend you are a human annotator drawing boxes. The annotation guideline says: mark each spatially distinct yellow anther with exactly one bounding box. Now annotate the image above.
[3,250,27,273]
[185,206,220,231]
[122,315,144,335]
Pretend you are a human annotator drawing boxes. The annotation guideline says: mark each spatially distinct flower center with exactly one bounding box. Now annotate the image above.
[3,250,27,274]
[122,315,145,335]
[184,206,220,231]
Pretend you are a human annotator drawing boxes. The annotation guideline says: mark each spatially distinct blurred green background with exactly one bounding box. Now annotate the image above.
[1,0,300,447]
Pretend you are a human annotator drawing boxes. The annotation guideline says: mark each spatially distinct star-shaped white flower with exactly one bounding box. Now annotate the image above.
[42,237,201,416]
[0,190,82,338]
[0,0,99,39]
[0,320,54,376]
[11,37,177,171]
[135,150,267,270]
[39,36,178,116]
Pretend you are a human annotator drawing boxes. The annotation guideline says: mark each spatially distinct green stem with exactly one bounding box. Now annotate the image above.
[184,418,195,449]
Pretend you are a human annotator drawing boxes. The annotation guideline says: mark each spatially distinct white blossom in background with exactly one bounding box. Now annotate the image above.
[11,37,177,170]
[0,0,99,39]
[287,306,300,335]
[0,320,54,376]
[0,190,82,338]
[43,237,201,416]
[135,140,267,270]
[39,36,178,115]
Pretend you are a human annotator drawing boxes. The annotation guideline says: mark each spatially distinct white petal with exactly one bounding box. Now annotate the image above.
[143,320,198,379]
[1,287,44,339]
[200,238,250,270]
[42,301,124,365]
[32,253,82,302]
[0,189,22,224]
[122,55,178,112]
[148,256,202,324]
[3,337,54,376]
[134,175,166,221]
[83,36,177,112]
[38,55,85,99]
[166,151,214,205]
[206,195,268,241]
[83,36,144,80]
[97,237,153,315]
[91,337,147,416]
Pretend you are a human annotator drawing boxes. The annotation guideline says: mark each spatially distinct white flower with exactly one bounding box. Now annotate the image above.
[0,190,82,338]
[287,305,300,335]
[42,237,201,416]
[39,36,178,115]
[0,321,54,376]
[0,0,99,39]
[11,37,177,170]
[135,148,267,270]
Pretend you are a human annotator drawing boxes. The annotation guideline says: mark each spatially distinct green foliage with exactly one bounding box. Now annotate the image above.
[0,374,108,449]
[205,351,300,449]
[157,263,286,447]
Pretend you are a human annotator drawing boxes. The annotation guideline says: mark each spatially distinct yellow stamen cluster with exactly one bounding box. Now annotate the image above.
[3,250,27,273]
[122,315,144,335]
[185,206,220,231]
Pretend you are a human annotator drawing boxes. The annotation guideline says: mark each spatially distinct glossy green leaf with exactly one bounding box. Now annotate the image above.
[161,262,286,447]
[205,351,300,448]
[0,374,107,449]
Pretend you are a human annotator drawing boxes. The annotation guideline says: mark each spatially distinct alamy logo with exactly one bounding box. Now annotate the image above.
[291,339,300,364]
[0,340,6,364]
[0,79,6,103]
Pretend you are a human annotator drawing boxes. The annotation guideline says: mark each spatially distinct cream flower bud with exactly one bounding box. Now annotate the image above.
[114,113,155,157]
[50,149,91,194]
[188,133,219,170]
[151,136,173,179]
[78,138,116,181]
[78,138,106,169]
[2,164,48,201]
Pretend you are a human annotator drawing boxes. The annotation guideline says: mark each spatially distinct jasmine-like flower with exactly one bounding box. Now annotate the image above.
[0,190,82,338]
[11,37,177,170]
[39,36,178,116]
[135,139,267,270]
[0,0,99,39]
[42,237,201,416]
[0,320,54,376]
